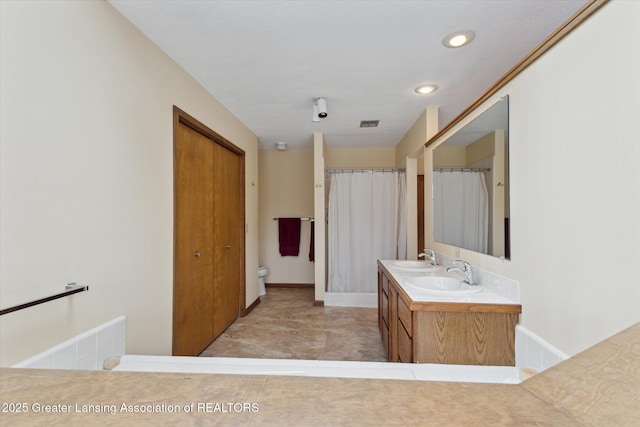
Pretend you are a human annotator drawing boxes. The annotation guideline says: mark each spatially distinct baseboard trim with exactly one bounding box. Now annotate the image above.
[313,300,324,307]
[241,297,260,317]
[266,283,314,288]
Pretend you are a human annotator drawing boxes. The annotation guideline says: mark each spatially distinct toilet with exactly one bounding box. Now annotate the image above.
[258,266,268,296]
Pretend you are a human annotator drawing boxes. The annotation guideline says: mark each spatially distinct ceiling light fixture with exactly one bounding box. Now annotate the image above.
[312,97,328,122]
[414,84,438,95]
[442,30,475,48]
[316,98,328,118]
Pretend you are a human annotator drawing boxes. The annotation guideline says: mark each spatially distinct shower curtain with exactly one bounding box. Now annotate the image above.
[328,171,407,293]
[432,171,488,253]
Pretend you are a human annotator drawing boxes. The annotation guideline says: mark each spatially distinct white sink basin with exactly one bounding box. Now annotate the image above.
[391,260,437,272]
[404,275,482,296]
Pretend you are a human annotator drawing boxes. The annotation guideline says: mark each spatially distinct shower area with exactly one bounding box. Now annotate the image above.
[324,168,407,307]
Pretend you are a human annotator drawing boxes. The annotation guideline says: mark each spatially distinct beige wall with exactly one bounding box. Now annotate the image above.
[426,1,640,355]
[433,146,467,167]
[396,107,438,167]
[258,149,315,284]
[325,147,395,168]
[417,157,425,175]
[0,1,259,366]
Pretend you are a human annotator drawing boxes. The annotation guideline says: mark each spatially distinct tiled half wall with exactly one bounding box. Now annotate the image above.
[515,324,569,372]
[12,316,126,370]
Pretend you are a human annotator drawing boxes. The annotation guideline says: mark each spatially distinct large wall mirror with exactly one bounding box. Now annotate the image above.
[432,96,510,259]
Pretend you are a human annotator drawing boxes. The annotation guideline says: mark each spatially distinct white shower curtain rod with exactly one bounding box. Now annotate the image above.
[433,167,491,173]
[325,168,405,174]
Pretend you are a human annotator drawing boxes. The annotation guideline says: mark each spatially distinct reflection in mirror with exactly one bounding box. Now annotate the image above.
[417,154,425,255]
[432,96,510,259]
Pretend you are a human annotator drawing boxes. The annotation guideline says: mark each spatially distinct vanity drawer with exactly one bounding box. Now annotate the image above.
[398,296,412,337]
[381,274,389,295]
[398,321,412,363]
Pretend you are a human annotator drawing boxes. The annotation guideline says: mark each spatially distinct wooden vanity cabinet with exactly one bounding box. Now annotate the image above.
[377,262,521,366]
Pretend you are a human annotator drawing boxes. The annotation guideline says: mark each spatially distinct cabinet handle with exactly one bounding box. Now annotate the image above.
[224,245,231,249]
[195,251,201,258]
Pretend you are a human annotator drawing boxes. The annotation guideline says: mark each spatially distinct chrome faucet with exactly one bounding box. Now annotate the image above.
[418,248,438,267]
[447,260,477,286]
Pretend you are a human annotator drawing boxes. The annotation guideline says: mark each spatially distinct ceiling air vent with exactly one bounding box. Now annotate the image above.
[359,120,379,128]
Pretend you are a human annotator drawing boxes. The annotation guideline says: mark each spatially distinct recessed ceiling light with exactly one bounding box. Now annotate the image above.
[414,85,438,95]
[442,30,475,48]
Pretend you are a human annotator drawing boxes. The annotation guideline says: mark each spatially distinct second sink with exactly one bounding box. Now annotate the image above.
[391,260,437,272]
[404,275,482,296]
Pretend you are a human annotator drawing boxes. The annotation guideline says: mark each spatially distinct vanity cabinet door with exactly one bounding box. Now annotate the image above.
[388,283,399,362]
[398,321,412,363]
[378,269,390,358]
[398,296,412,336]
[397,295,413,362]
[382,291,389,328]
[382,290,390,358]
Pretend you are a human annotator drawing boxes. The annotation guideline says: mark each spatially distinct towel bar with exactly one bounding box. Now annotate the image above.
[0,283,89,316]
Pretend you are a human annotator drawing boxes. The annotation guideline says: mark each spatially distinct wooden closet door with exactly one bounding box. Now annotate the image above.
[212,142,241,337]
[173,123,215,356]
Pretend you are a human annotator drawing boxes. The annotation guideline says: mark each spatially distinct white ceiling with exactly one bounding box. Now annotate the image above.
[108,0,587,150]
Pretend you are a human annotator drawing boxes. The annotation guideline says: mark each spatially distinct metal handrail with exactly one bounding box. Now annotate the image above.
[0,283,89,316]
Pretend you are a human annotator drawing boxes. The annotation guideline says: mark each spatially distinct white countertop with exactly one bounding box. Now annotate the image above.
[379,260,519,306]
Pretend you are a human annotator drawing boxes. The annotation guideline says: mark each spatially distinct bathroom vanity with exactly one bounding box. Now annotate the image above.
[378,260,521,366]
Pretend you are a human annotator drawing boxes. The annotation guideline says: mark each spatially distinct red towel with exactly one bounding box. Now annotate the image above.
[278,218,301,256]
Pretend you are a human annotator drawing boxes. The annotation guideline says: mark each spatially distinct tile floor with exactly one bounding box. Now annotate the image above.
[200,287,386,362]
